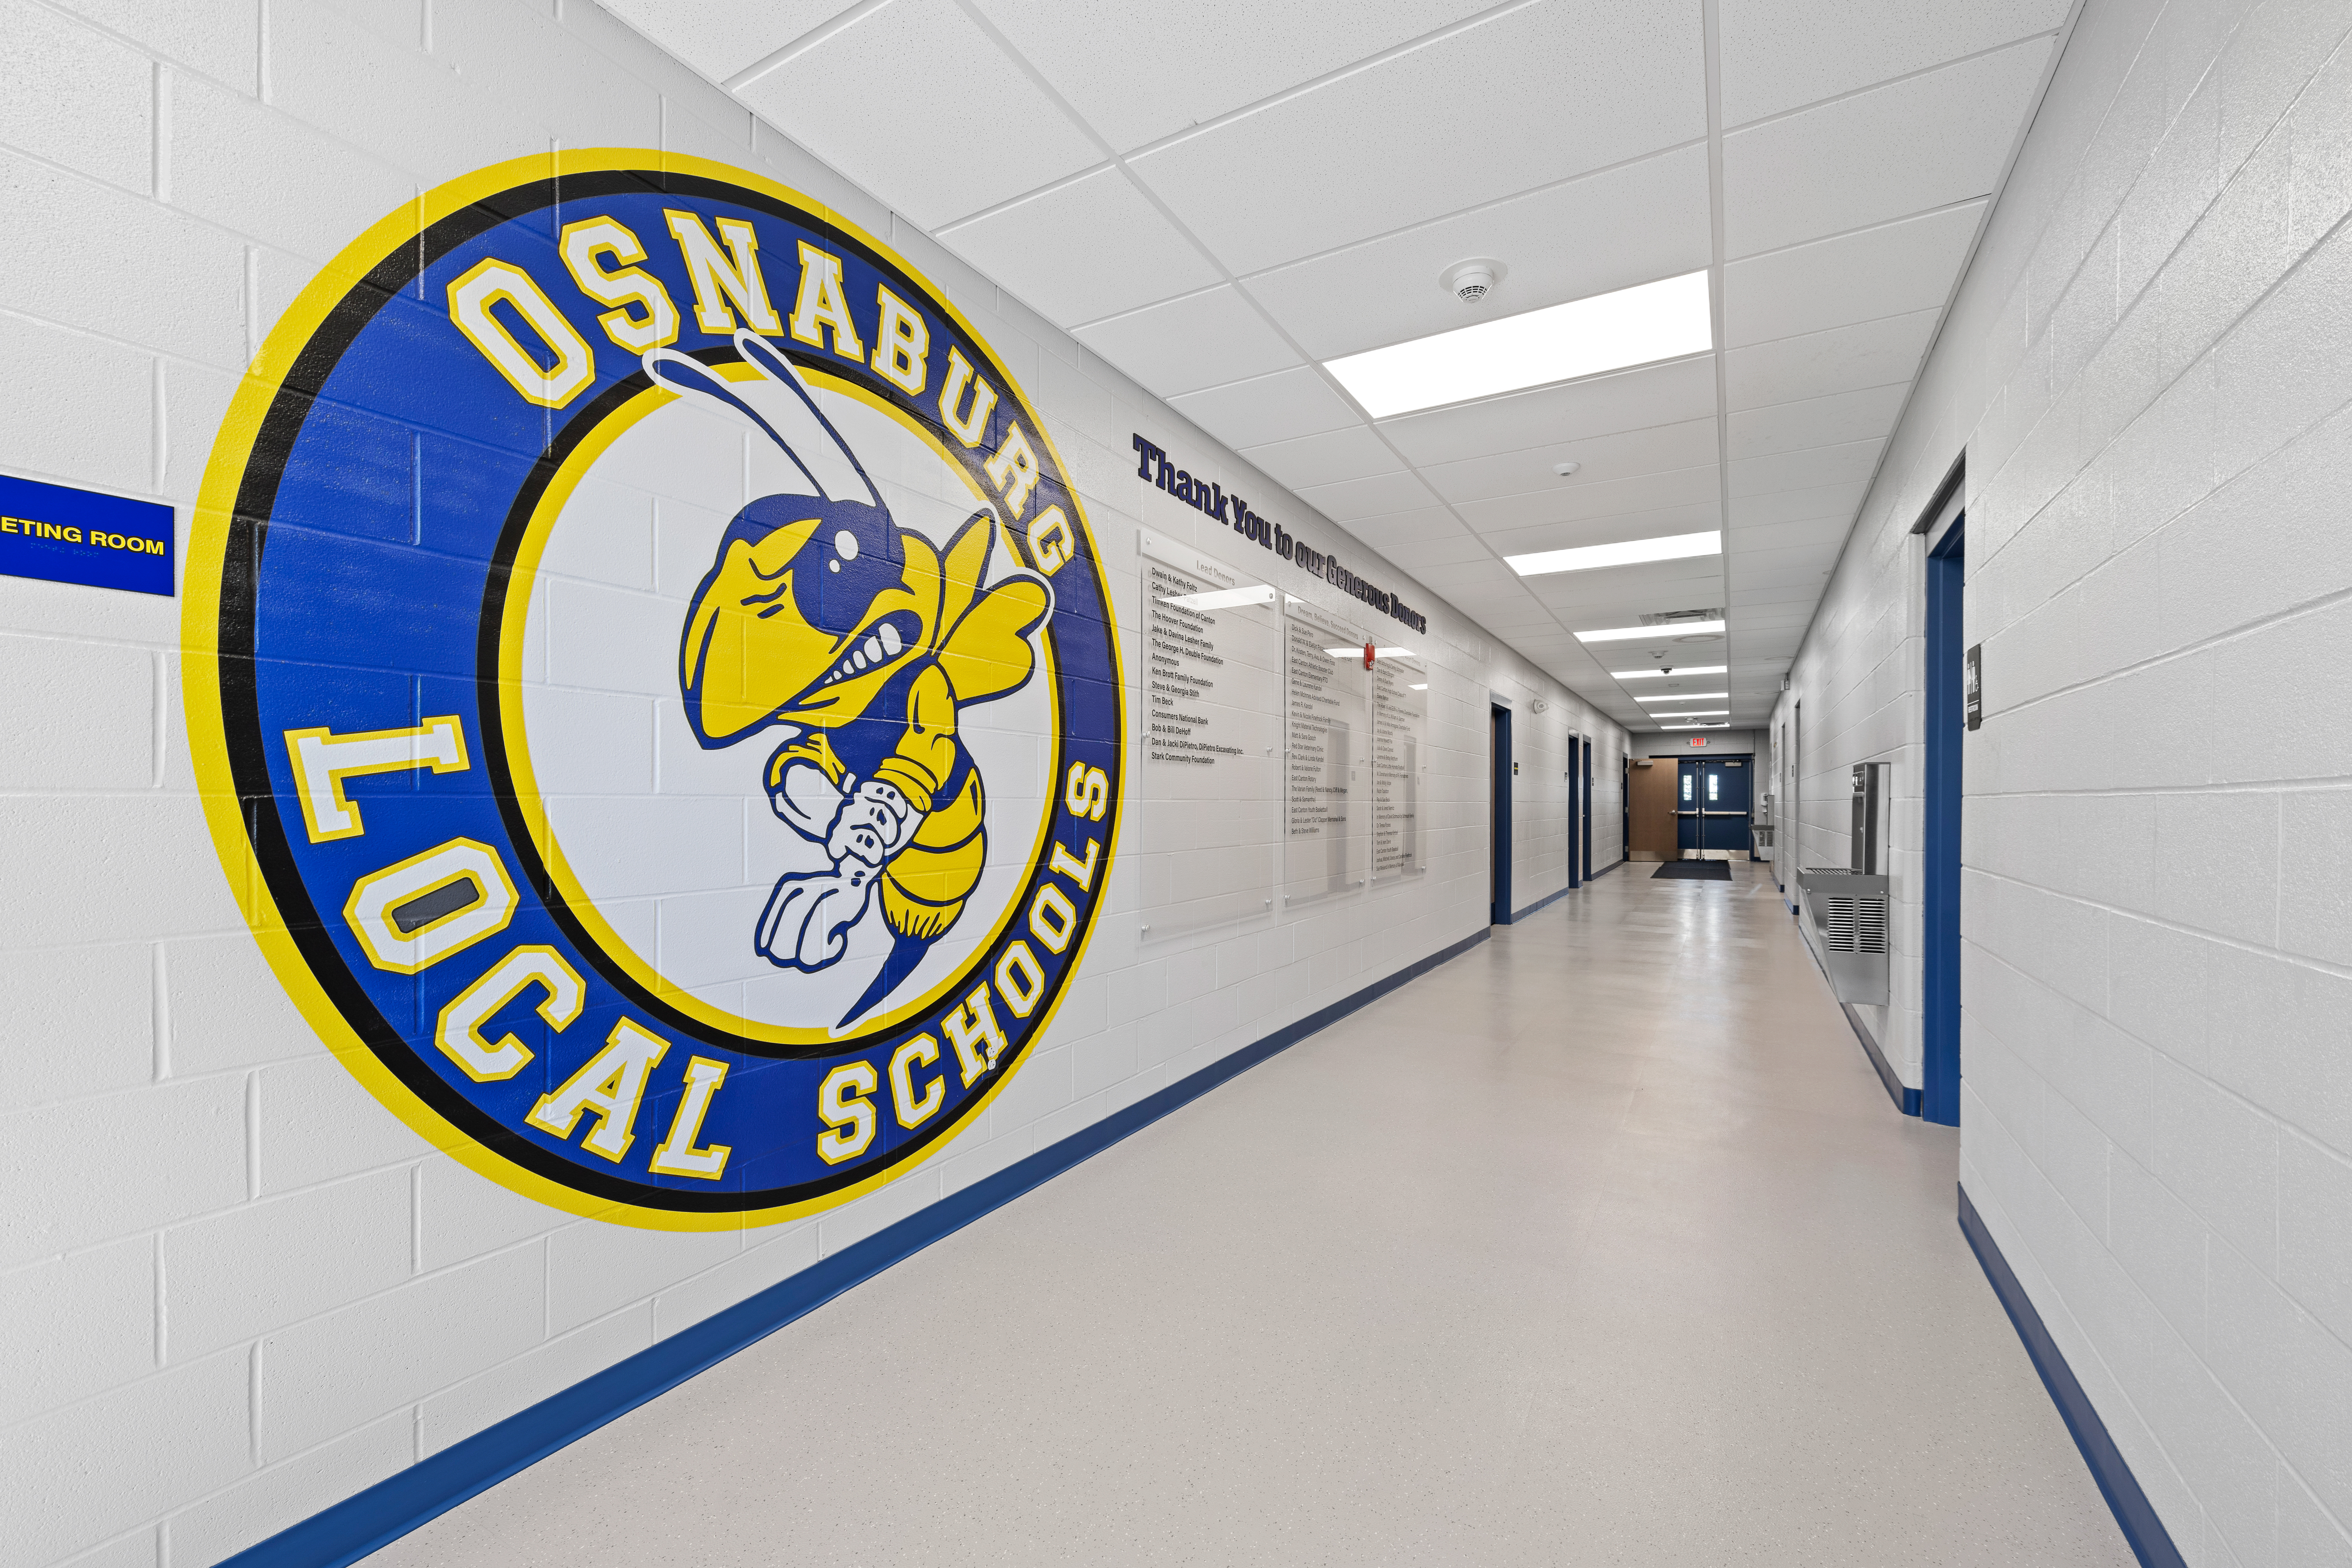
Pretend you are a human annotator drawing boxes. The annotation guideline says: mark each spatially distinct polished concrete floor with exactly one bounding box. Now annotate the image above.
[375,860,2134,1566]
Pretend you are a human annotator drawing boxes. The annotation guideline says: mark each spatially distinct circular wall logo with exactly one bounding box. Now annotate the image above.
[186,153,1123,1227]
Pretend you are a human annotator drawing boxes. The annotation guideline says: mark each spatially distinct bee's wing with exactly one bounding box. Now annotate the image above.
[640,332,882,509]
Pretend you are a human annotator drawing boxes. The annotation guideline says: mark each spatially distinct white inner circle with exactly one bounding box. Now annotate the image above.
[516,384,1054,1035]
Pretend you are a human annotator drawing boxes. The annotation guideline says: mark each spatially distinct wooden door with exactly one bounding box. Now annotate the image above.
[1627,758,1680,859]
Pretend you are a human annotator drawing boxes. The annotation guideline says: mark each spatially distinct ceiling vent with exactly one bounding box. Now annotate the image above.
[1639,608,1723,625]
[1442,259,1505,305]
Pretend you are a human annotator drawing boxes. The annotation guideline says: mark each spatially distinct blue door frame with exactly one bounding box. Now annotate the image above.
[1567,735,1582,888]
[1923,520,1965,1126]
[1491,705,1513,924]
[1582,740,1594,874]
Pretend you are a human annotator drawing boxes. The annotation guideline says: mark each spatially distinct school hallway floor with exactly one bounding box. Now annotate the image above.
[372,859,2135,1566]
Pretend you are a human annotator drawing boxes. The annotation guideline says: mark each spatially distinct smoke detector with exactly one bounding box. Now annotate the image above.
[1553,461,1582,478]
[1442,259,1506,305]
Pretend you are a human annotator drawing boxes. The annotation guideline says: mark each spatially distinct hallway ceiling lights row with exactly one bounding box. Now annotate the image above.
[1504,530,1720,578]
[603,0,2075,739]
[1322,272,1713,418]
[1654,710,1730,718]
[1612,666,1727,679]
[1636,691,1728,702]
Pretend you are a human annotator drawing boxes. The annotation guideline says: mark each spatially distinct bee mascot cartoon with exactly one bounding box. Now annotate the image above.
[645,333,1051,1026]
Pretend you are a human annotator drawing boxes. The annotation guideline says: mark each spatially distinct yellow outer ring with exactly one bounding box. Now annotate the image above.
[181,149,1126,1231]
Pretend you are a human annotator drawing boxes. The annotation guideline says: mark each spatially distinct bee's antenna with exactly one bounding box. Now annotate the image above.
[730,332,886,512]
[642,346,833,500]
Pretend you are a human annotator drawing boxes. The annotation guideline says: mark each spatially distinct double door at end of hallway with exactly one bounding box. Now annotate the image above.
[1677,758,1751,858]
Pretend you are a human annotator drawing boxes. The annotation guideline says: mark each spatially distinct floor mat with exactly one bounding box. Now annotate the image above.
[1652,860,1732,880]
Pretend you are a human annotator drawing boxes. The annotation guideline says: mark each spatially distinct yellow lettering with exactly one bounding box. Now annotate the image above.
[560,216,680,353]
[447,258,596,408]
[648,1056,733,1179]
[665,210,782,336]
[982,423,1041,520]
[871,284,928,394]
[937,347,997,448]
[787,242,866,362]
[526,1018,669,1163]
[816,1061,877,1164]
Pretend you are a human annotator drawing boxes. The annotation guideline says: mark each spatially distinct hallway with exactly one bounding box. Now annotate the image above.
[375,862,2131,1566]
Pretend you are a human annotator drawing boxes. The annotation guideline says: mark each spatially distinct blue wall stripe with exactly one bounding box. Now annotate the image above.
[220,923,1495,1568]
[1959,1186,2186,1568]
[1841,1000,1923,1117]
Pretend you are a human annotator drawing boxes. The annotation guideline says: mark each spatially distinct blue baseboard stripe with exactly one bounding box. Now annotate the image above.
[1958,1186,2186,1568]
[1587,856,1625,880]
[221,923,1496,1568]
[1512,884,1571,920]
[1840,1001,1922,1117]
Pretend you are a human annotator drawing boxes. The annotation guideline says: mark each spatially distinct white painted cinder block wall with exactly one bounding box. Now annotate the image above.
[1774,0,2352,1559]
[0,4,1627,1562]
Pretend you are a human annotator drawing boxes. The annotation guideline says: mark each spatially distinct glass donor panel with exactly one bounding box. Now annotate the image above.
[1283,594,1371,907]
[1135,534,1280,936]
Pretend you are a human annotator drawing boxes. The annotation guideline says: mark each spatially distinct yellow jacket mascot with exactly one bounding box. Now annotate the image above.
[645,333,1051,1025]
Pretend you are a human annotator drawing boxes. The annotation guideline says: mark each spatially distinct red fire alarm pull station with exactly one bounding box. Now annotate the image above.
[1363,642,1375,669]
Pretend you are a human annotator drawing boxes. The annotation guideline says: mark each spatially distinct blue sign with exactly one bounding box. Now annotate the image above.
[0,472,174,596]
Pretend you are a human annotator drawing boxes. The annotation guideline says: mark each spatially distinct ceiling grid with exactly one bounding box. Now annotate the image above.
[602,0,2080,731]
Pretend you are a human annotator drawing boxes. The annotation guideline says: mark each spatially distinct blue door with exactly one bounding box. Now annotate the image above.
[1677,758,1753,856]
[1706,758,1752,854]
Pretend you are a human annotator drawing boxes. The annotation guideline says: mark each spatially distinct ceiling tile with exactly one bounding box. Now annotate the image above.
[1726,384,1906,460]
[1238,423,1403,491]
[1723,41,2051,256]
[1378,533,1499,570]
[1293,469,1440,521]
[1727,440,1883,497]
[1168,366,1359,448]
[971,0,1491,152]
[1457,465,1721,533]
[1072,285,1302,397]
[1724,201,1984,347]
[1419,417,1720,505]
[1378,357,1718,466]
[600,0,850,83]
[1127,0,1706,274]
[1338,505,1463,552]
[1723,309,1938,408]
[939,168,1220,327]
[1244,145,1712,360]
[1727,481,1870,527]
[736,0,1100,231]
[1728,515,1851,552]
[1718,0,2069,127]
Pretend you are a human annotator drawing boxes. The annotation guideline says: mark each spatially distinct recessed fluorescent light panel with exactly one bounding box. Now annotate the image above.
[1506,530,1720,578]
[1576,620,1725,643]
[1612,665,1727,679]
[1635,691,1728,703]
[1651,709,1729,718]
[1660,722,1731,730]
[1324,271,1713,418]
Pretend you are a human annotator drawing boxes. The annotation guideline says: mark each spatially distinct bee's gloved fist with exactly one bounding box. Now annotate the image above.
[827,779,915,866]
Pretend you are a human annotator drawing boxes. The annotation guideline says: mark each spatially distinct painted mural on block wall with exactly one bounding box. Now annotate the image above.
[184,153,1123,1228]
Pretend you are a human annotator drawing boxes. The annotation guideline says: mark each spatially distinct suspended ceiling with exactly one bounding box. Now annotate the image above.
[603,0,2073,732]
